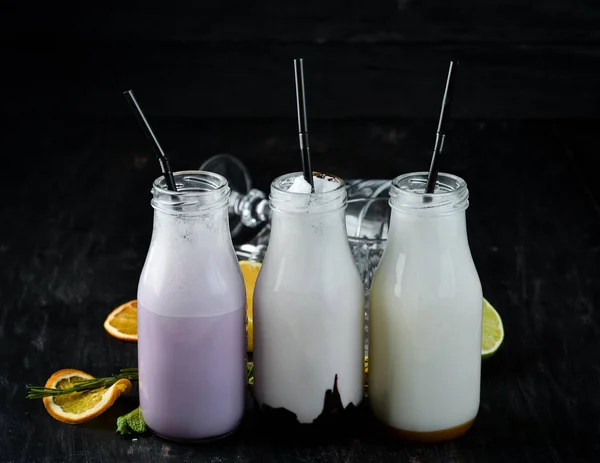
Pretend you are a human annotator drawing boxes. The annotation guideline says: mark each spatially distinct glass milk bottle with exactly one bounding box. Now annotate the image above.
[369,172,483,442]
[137,171,246,442]
[253,172,365,427]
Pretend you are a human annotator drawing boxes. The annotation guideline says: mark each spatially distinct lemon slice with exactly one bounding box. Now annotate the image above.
[482,298,504,358]
[43,369,132,424]
[104,300,138,341]
[240,260,262,352]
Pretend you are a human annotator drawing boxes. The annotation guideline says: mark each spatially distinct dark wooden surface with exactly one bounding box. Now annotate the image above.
[1,116,599,462]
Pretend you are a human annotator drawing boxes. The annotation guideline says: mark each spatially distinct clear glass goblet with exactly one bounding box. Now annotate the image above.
[345,196,391,357]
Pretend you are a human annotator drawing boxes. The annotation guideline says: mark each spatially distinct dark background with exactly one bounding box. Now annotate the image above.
[5,0,600,119]
[2,1,600,462]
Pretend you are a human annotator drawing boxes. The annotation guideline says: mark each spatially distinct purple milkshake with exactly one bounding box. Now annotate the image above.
[138,171,246,442]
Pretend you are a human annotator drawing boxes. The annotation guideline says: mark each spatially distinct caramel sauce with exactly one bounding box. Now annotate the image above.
[381,417,476,443]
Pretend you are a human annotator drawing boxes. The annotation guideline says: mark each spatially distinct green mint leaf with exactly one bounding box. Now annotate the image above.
[116,407,147,435]
[116,415,132,435]
[126,406,147,433]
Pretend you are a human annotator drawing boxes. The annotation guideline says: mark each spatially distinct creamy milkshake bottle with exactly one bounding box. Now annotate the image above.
[369,172,482,442]
[253,172,365,427]
[137,171,246,442]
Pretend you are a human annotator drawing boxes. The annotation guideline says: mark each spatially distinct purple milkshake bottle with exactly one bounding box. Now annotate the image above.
[137,171,247,442]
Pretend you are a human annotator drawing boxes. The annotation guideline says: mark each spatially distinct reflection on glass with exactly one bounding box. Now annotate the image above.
[345,197,390,356]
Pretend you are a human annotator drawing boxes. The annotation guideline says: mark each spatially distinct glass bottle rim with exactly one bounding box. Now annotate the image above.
[269,171,347,214]
[390,171,469,214]
[151,170,230,215]
[152,170,228,195]
[271,172,345,196]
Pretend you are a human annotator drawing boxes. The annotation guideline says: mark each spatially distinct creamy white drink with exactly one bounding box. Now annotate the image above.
[369,172,482,442]
[253,172,365,425]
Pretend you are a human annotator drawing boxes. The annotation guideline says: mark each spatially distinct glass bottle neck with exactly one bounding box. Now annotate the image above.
[270,206,345,225]
[269,208,348,249]
[387,207,469,251]
[389,171,469,217]
[152,207,231,246]
[267,171,349,248]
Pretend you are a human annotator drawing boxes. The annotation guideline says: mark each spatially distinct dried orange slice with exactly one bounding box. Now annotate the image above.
[240,260,261,352]
[43,369,132,424]
[104,300,138,341]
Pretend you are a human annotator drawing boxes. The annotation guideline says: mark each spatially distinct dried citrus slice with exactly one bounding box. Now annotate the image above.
[104,300,138,341]
[482,298,504,358]
[43,369,132,424]
[240,260,262,352]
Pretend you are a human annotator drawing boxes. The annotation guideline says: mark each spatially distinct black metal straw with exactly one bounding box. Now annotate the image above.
[425,61,458,194]
[294,58,314,192]
[123,89,178,191]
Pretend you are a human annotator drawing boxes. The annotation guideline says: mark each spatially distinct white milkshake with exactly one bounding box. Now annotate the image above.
[253,172,365,425]
[369,172,482,442]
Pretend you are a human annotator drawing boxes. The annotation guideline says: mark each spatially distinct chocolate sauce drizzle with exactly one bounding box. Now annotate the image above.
[258,374,360,434]
[313,171,338,183]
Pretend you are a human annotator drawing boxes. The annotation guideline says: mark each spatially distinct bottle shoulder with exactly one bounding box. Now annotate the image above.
[373,244,481,295]
[139,245,244,298]
[257,248,362,294]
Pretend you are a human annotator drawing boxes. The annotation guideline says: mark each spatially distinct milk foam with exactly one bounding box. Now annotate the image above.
[138,211,244,318]
[288,174,339,194]
[288,176,312,193]
[274,174,343,214]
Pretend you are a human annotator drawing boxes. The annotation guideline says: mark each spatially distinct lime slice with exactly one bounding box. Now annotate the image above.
[482,298,504,358]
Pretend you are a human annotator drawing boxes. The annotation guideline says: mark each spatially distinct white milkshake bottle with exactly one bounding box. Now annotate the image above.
[369,171,483,442]
[253,172,365,428]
